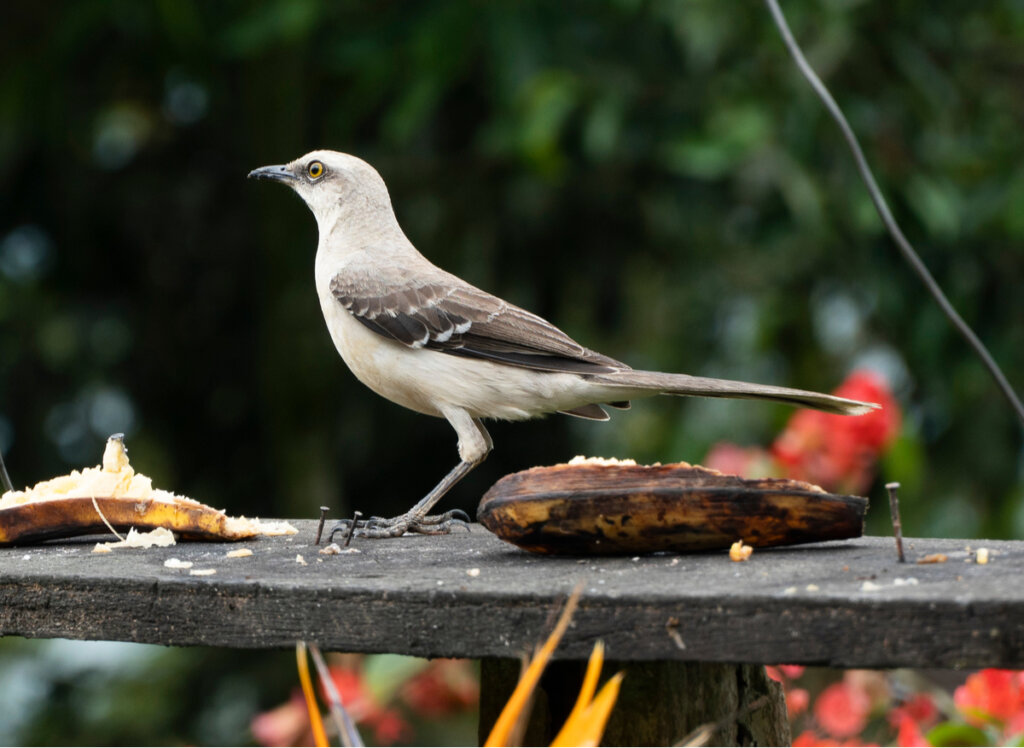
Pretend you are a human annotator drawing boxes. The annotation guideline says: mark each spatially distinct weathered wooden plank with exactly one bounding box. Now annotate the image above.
[0,524,1021,668]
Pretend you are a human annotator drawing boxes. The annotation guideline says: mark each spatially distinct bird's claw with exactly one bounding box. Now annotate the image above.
[415,508,471,526]
[326,509,471,541]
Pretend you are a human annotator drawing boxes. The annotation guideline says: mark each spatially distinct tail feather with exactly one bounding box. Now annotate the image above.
[588,370,878,416]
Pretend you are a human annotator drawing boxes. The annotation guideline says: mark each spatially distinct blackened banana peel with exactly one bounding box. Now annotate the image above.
[478,459,867,555]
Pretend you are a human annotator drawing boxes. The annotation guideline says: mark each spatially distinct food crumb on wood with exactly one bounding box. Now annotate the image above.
[917,553,948,564]
[566,455,638,467]
[251,520,298,536]
[977,548,990,565]
[226,548,253,559]
[164,558,193,569]
[296,554,307,566]
[189,568,216,576]
[319,543,341,555]
[94,527,176,552]
[466,568,480,577]
[729,539,753,562]
[222,517,299,538]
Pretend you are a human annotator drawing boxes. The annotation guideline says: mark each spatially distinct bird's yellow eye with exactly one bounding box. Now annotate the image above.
[308,161,324,179]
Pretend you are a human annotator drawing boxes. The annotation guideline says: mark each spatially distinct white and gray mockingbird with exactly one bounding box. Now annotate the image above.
[249,150,877,538]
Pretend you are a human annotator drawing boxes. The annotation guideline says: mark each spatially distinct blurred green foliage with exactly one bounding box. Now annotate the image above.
[0,640,295,744]
[0,0,1022,744]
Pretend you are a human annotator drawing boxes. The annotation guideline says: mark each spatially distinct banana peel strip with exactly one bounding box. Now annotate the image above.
[0,435,296,546]
[0,494,295,546]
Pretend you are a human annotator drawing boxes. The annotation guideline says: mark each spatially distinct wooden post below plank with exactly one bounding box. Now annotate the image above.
[479,658,789,746]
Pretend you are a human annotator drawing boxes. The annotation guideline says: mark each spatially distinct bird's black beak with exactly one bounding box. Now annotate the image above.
[247,164,298,183]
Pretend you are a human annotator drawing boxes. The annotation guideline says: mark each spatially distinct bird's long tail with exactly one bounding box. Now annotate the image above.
[588,370,878,416]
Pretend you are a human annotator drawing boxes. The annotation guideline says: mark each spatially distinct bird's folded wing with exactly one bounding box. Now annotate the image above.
[329,269,624,374]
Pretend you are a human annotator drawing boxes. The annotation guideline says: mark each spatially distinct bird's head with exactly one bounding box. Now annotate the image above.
[248,150,396,235]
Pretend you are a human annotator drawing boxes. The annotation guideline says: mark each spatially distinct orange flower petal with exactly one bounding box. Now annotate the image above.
[296,642,329,748]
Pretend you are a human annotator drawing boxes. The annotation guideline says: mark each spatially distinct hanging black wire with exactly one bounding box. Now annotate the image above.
[764,0,1024,429]
[0,451,12,494]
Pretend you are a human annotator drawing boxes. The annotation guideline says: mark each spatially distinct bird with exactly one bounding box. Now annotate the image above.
[249,150,877,538]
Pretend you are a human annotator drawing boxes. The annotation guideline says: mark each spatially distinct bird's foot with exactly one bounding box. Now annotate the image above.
[327,509,471,540]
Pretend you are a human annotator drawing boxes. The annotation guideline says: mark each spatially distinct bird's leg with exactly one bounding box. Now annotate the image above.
[328,413,492,539]
[356,460,477,536]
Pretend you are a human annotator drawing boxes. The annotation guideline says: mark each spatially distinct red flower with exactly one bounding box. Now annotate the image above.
[831,371,902,452]
[400,659,479,718]
[787,688,810,719]
[772,370,900,494]
[814,681,871,739]
[323,666,410,746]
[766,665,809,719]
[895,714,930,747]
[326,667,372,718]
[369,710,411,745]
[954,669,1024,727]
[1007,709,1024,739]
[888,693,938,729]
[252,663,412,747]
[705,443,777,479]
[251,692,311,747]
